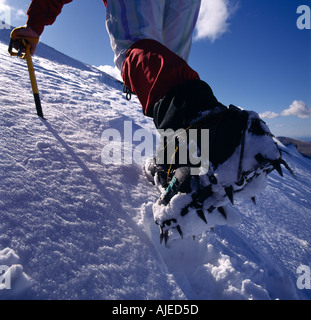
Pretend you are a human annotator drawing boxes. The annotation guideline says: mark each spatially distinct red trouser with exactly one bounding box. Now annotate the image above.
[122,39,200,117]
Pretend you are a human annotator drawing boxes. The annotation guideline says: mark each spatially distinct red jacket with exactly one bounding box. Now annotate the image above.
[27,0,107,35]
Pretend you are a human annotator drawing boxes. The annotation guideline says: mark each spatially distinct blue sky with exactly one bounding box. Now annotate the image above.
[2,0,311,139]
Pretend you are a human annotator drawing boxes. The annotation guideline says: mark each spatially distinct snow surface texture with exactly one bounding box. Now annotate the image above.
[1,28,311,300]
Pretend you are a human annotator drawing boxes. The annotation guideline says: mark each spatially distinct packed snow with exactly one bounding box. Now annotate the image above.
[0,28,310,300]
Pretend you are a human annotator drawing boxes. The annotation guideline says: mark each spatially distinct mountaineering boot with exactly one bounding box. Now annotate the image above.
[146,80,295,244]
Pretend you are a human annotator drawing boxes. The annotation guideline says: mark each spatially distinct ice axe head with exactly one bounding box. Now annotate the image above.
[8,27,39,59]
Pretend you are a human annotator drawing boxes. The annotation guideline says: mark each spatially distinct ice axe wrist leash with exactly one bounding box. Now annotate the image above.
[8,33,45,119]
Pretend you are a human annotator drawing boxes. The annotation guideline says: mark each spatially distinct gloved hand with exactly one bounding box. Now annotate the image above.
[9,26,39,56]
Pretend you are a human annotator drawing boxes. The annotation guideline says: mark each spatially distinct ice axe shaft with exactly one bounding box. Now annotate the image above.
[8,34,44,118]
[24,44,44,118]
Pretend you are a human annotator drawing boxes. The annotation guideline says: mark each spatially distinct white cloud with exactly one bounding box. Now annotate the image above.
[260,101,311,121]
[194,0,235,41]
[259,111,279,119]
[281,100,311,119]
[97,65,122,81]
[15,9,26,20]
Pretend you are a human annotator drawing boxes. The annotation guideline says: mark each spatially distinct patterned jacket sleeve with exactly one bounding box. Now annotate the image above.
[26,0,73,36]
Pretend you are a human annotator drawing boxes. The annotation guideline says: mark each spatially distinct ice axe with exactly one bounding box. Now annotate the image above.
[8,31,44,119]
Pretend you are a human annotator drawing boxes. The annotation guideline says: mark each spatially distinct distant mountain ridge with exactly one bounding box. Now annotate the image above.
[278,136,311,159]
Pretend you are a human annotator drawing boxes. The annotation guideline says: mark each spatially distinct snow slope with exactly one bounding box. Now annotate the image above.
[1,28,310,300]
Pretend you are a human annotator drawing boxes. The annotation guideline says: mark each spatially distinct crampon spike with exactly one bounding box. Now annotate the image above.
[225,186,234,205]
[197,210,208,224]
[271,159,283,177]
[251,197,257,205]
[176,225,183,239]
[218,207,227,219]
[280,159,297,179]
[164,232,169,246]
[160,230,169,246]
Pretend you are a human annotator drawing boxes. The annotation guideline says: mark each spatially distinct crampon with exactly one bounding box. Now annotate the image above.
[146,106,296,246]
